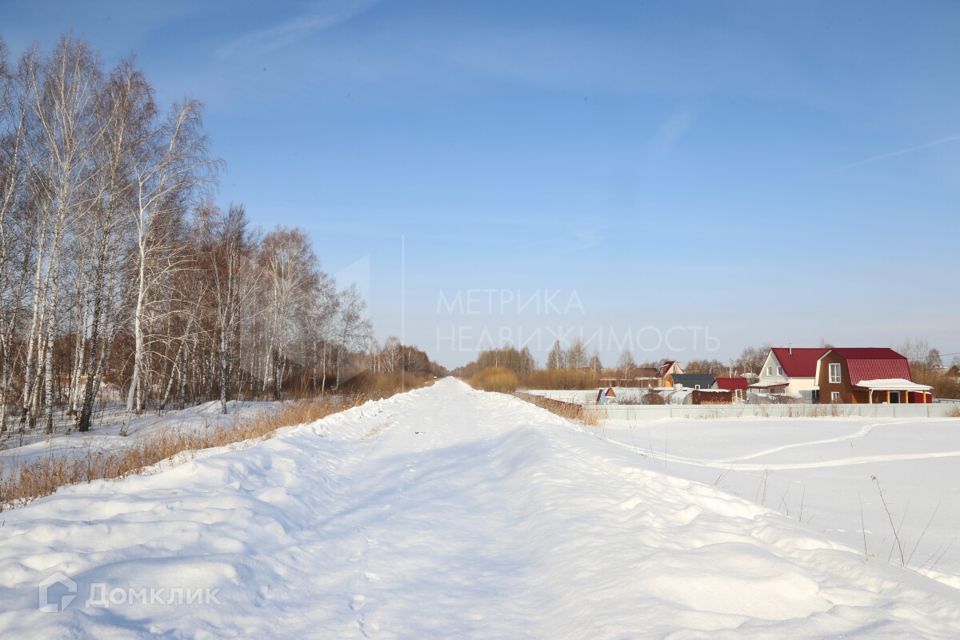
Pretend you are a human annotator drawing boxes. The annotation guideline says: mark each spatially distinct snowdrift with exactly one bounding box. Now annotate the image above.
[0,379,957,638]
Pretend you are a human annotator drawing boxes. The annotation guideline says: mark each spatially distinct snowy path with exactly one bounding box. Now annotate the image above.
[1,379,959,638]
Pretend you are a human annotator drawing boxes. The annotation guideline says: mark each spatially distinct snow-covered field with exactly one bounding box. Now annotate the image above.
[0,400,279,474]
[0,379,958,638]
[596,415,960,589]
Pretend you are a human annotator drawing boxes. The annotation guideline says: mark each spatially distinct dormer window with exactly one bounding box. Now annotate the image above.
[829,363,841,384]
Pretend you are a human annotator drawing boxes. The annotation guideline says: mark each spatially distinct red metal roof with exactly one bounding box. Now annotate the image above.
[770,348,830,378]
[715,377,748,390]
[829,348,904,359]
[829,348,913,385]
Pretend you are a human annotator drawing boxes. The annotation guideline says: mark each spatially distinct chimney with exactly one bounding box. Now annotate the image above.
[789,345,793,356]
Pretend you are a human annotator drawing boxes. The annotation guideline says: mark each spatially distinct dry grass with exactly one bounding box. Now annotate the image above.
[336,370,433,398]
[1,372,436,512]
[467,367,519,393]
[0,382,430,513]
[914,369,960,400]
[514,392,601,426]
[522,368,601,390]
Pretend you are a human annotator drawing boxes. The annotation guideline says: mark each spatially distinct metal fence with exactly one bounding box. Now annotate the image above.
[523,390,960,421]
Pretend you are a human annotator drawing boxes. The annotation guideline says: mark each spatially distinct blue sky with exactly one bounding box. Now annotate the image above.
[3,0,959,367]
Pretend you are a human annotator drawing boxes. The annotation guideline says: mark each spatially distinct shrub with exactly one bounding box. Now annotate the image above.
[514,392,600,426]
[642,390,665,405]
[336,371,432,399]
[522,368,601,390]
[467,367,519,393]
[914,369,960,400]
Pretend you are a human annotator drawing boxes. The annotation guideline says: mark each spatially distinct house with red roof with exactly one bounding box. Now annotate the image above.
[715,376,749,401]
[750,347,829,402]
[815,348,932,404]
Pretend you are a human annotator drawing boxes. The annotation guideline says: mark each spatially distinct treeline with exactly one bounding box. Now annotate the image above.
[455,343,612,391]
[459,339,960,398]
[900,340,960,399]
[0,35,424,436]
[351,338,447,396]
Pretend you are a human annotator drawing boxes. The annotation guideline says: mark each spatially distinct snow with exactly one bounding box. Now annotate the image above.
[0,379,958,638]
[0,400,279,475]
[856,378,933,391]
[599,416,960,588]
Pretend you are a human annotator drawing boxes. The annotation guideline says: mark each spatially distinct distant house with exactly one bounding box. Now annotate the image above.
[715,376,749,401]
[671,373,716,390]
[946,365,960,379]
[599,367,662,388]
[815,348,932,404]
[633,367,661,388]
[658,360,684,387]
[750,347,829,401]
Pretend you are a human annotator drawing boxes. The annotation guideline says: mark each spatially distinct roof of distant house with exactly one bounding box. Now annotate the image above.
[770,348,830,378]
[658,361,677,378]
[671,373,716,388]
[715,377,749,391]
[827,348,912,385]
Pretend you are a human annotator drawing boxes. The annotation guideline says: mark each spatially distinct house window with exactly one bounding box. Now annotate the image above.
[777,366,784,376]
[829,363,841,384]
[831,391,840,403]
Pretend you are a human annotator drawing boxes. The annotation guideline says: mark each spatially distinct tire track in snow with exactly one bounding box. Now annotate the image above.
[600,432,960,471]
[719,420,891,462]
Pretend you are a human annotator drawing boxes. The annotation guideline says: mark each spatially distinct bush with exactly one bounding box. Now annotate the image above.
[467,367,519,393]
[642,391,665,405]
[522,368,600,390]
[336,371,432,399]
[514,392,600,426]
[914,369,960,400]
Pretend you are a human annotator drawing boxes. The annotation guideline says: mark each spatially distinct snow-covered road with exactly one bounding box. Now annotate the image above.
[1,379,958,638]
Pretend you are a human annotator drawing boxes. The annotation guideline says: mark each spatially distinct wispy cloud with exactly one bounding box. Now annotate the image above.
[217,0,380,59]
[647,110,696,155]
[839,133,960,170]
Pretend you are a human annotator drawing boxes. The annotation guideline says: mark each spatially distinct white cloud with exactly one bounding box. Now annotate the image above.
[839,133,960,170]
[217,0,381,59]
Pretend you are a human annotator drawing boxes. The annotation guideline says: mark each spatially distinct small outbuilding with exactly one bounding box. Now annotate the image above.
[715,377,749,401]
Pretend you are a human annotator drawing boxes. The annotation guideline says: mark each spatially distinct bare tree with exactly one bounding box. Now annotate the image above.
[617,351,637,377]
[126,95,214,413]
[334,284,372,388]
[0,34,385,437]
